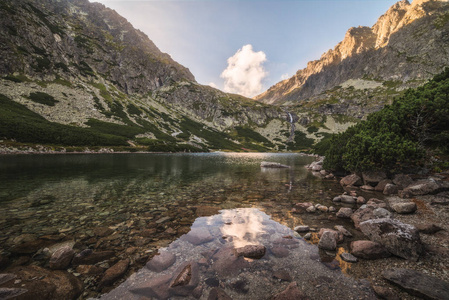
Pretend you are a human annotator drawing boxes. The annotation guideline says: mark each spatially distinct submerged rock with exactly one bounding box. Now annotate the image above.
[49,246,74,270]
[383,268,449,300]
[271,281,307,300]
[99,259,129,287]
[146,251,176,272]
[235,245,266,259]
[207,287,232,300]
[261,162,289,168]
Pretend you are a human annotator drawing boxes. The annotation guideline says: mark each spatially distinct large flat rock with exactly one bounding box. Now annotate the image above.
[383,268,449,300]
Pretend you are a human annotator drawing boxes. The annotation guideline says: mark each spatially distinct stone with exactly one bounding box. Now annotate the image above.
[235,245,266,259]
[383,268,449,300]
[328,206,337,212]
[332,196,341,202]
[334,225,352,237]
[390,202,417,214]
[294,225,309,233]
[401,178,449,198]
[270,246,290,258]
[130,273,172,299]
[415,223,443,234]
[169,262,199,296]
[359,218,423,261]
[183,227,214,245]
[273,270,292,282]
[350,240,391,259]
[207,287,232,300]
[72,250,114,265]
[9,234,49,254]
[336,207,353,218]
[373,208,392,219]
[318,231,337,251]
[340,252,358,263]
[93,227,113,237]
[361,185,375,191]
[146,251,176,272]
[261,161,289,168]
[303,233,312,240]
[392,174,414,189]
[318,228,344,243]
[49,246,74,270]
[3,265,82,300]
[356,196,367,204]
[294,202,314,213]
[340,195,356,204]
[75,265,104,275]
[271,281,306,300]
[340,174,363,187]
[99,259,129,287]
[375,179,393,192]
[362,171,387,185]
[306,206,316,213]
[351,206,377,230]
[383,183,399,195]
[317,205,328,212]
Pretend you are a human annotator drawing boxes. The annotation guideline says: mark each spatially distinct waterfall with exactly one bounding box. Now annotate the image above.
[286,112,295,143]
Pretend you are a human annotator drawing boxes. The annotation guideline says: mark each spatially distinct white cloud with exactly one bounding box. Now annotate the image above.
[220,44,267,98]
[280,73,290,80]
[208,82,218,88]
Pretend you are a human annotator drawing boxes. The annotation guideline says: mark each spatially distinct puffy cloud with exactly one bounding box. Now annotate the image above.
[220,44,267,98]
[208,82,218,88]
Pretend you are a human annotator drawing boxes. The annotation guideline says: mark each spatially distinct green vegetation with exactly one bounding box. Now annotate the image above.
[3,74,30,83]
[28,92,59,106]
[233,126,274,148]
[316,68,449,173]
[0,94,127,146]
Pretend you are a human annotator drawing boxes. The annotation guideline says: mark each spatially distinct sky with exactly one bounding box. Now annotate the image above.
[89,0,399,97]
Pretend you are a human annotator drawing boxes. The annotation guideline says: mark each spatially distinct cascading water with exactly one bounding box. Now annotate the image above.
[286,112,295,143]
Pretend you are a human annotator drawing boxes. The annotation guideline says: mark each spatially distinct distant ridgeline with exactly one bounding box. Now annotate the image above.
[314,68,449,174]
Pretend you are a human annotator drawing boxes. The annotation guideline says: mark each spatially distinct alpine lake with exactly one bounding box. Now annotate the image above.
[0,153,388,299]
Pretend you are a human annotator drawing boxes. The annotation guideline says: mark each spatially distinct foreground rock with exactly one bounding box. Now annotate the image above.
[261,161,289,168]
[318,231,337,251]
[383,268,449,300]
[146,251,176,272]
[350,241,391,260]
[351,204,391,230]
[49,246,74,270]
[235,245,266,259]
[400,178,449,198]
[99,259,129,287]
[359,218,422,261]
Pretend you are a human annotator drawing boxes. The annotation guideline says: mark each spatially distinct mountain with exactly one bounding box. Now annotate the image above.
[256,0,449,116]
[0,0,304,152]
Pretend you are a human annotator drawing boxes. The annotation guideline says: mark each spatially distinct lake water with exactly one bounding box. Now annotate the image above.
[0,153,375,299]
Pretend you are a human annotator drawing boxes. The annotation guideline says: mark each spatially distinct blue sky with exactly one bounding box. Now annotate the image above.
[91,0,399,97]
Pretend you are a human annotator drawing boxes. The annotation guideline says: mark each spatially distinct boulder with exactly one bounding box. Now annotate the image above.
[392,174,414,189]
[362,171,387,185]
[383,268,449,300]
[400,178,449,198]
[340,174,363,187]
[350,240,391,259]
[340,195,356,204]
[336,208,353,219]
[318,229,344,243]
[375,179,393,192]
[235,245,266,259]
[359,218,423,261]
[49,246,74,270]
[383,184,399,195]
[318,231,337,251]
[99,259,129,287]
[390,202,417,214]
[146,251,176,272]
[415,223,443,234]
[351,205,390,230]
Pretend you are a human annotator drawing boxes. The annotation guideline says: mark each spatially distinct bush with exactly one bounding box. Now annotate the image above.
[28,92,59,106]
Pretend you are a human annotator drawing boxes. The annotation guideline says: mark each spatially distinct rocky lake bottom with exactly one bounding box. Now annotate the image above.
[0,153,448,299]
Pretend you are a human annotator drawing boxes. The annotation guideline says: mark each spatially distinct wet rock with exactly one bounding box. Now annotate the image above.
[273,270,292,282]
[340,195,356,204]
[375,179,393,192]
[334,225,352,237]
[318,229,344,243]
[390,202,417,214]
[146,251,176,272]
[99,259,129,287]
[383,268,449,300]
[49,246,74,270]
[270,246,290,258]
[130,273,172,299]
[361,185,375,191]
[362,171,387,185]
[169,262,199,296]
[293,202,314,213]
[415,223,443,234]
[340,252,358,263]
[207,287,232,300]
[392,174,414,189]
[306,206,316,213]
[359,218,423,261]
[350,240,391,259]
[3,265,82,300]
[294,225,309,233]
[340,174,363,187]
[318,231,337,251]
[261,161,289,168]
[401,178,449,198]
[211,246,249,277]
[372,285,400,300]
[93,227,113,237]
[235,245,266,259]
[72,250,114,265]
[183,227,214,245]
[0,288,28,299]
[229,278,249,294]
[271,281,307,300]
[383,184,399,195]
[9,234,49,254]
[75,265,104,275]
[336,207,353,218]
[357,196,367,204]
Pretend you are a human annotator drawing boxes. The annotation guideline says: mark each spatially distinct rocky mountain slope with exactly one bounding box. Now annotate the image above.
[0,0,310,152]
[256,0,449,117]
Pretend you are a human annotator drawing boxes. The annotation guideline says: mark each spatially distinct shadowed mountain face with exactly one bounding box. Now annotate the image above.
[0,0,301,152]
[256,0,449,106]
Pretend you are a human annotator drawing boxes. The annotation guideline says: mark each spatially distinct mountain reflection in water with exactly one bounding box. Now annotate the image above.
[104,208,374,300]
